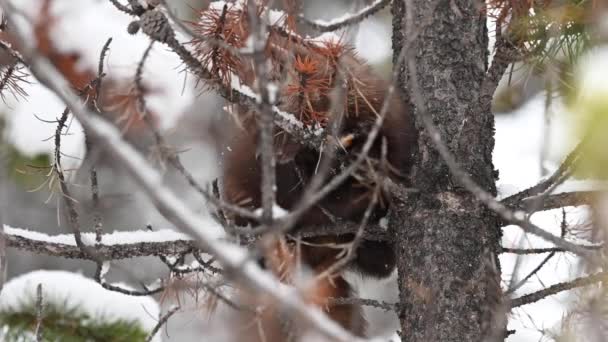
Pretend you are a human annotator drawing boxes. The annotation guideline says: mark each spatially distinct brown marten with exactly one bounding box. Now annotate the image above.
[196,3,416,338]
[219,50,415,338]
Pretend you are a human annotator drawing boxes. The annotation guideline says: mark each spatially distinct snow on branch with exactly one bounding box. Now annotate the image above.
[5,226,197,260]
[5,221,391,260]
[299,0,392,32]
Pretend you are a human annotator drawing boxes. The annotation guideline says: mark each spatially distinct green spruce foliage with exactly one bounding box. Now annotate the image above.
[0,299,148,342]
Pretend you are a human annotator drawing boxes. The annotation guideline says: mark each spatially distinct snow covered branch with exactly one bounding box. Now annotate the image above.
[5,226,196,260]
[5,222,391,260]
[299,0,392,32]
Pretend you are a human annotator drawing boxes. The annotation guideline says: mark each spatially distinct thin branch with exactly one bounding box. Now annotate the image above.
[34,283,43,342]
[91,37,112,112]
[146,306,180,342]
[299,0,392,32]
[519,191,597,213]
[510,271,608,308]
[506,210,568,295]
[247,1,275,223]
[327,297,398,312]
[316,170,381,280]
[0,147,7,294]
[2,5,363,340]
[53,107,89,251]
[508,246,556,294]
[501,244,603,254]
[502,138,587,206]
[0,39,26,64]
[131,38,258,222]
[94,261,164,296]
[89,37,111,243]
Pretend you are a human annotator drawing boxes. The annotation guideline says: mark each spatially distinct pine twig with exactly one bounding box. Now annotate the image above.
[145,306,180,342]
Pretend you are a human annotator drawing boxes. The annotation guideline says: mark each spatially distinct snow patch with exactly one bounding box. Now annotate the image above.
[0,270,161,341]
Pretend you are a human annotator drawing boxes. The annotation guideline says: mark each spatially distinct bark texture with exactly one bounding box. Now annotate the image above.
[391,0,504,340]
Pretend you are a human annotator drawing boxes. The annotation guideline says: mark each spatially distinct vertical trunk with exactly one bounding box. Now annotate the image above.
[391,1,504,341]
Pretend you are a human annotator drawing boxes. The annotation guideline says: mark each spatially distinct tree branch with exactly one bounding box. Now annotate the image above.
[502,138,587,206]
[298,0,392,32]
[510,271,608,308]
[5,228,197,260]
[501,244,603,254]
[5,221,391,261]
[146,306,180,342]
[519,191,597,212]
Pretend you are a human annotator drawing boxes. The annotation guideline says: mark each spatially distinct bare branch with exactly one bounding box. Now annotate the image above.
[131,37,259,222]
[247,1,276,223]
[328,297,398,312]
[94,261,164,296]
[506,210,568,295]
[519,191,597,213]
[510,271,608,308]
[53,107,88,249]
[0,39,26,64]
[0,147,7,294]
[501,244,603,254]
[34,283,43,342]
[502,138,587,206]
[146,306,180,342]
[6,229,197,260]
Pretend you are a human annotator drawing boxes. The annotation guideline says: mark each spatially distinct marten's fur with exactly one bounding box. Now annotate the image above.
[212,15,416,337]
[220,64,415,338]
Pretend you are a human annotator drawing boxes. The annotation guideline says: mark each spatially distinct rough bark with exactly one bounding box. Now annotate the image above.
[391,1,504,341]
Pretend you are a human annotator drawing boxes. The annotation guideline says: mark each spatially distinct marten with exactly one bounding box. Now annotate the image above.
[197,4,416,337]
[218,45,416,338]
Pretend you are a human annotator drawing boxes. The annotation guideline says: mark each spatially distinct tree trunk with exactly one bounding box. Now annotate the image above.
[391,1,504,340]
